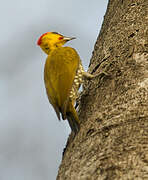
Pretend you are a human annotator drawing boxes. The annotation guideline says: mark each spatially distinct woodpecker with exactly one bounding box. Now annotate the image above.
[37,32,94,134]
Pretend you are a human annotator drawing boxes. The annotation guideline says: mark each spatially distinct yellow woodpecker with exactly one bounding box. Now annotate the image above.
[37,32,94,134]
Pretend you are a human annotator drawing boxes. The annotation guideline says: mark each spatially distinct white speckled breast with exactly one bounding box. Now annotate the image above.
[69,63,84,100]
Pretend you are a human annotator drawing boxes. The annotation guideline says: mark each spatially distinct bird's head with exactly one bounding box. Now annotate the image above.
[37,32,76,55]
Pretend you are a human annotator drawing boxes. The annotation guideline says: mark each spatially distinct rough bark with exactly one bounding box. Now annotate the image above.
[57,0,148,179]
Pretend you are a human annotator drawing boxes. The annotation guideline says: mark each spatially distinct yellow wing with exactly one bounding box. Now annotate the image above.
[44,47,80,120]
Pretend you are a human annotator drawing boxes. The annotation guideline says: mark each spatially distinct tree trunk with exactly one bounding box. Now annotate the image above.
[57,0,148,179]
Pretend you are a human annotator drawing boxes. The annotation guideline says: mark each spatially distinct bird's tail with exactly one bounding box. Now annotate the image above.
[66,102,80,134]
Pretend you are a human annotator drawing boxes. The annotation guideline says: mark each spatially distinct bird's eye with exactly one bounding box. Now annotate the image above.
[59,37,63,40]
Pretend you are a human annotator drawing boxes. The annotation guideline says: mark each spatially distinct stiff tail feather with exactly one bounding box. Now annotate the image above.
[66,102,80,134]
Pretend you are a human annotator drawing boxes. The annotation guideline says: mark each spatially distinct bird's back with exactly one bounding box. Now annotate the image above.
[44,47,80,120]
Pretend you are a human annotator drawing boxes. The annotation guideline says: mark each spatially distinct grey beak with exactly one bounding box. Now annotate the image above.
[63,37,76,41]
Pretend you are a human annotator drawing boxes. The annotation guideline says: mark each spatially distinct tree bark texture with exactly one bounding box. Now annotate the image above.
[57,0,148,179]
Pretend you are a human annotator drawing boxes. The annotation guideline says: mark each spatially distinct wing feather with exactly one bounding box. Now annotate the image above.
[44,47,80,120]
